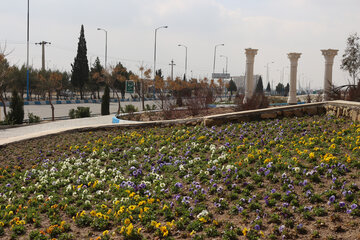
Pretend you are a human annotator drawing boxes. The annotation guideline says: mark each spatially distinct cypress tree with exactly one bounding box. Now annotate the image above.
[101,85,110,115]
[276,83,284,95]
[228,79,237,96]
[284,83,290,96]
[71,25,89,99]
[255,76,264,93]
[266,82,271,92]
[7,89,24,124]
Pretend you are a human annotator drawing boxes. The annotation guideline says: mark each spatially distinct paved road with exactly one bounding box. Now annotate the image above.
[0,115,137,146]
[0,100,158,121]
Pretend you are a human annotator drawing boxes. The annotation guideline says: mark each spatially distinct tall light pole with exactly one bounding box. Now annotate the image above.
[220,55,228,74]
[153,25,168,80]
[26,0,30,100]
[97,28,108,69]
[178,44,188,80]
[213,43,224,76]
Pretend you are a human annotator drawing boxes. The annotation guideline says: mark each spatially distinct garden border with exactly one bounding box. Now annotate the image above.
[2,100,360,147]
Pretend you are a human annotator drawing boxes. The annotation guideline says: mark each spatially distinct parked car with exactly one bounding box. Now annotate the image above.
[60,90,76,98]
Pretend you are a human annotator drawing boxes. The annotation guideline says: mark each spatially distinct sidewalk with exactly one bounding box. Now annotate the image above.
[0,115,135,146]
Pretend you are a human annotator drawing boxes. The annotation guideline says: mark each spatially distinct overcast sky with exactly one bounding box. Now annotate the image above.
[1,0,360,89]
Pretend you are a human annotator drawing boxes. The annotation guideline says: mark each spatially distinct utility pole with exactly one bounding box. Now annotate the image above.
[35,41,51,70]
[169,59,176,81]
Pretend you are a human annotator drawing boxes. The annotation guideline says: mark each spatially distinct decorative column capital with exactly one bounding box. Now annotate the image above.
[245,48,258,62]
[321,49,338,64]
[287,53,301,65]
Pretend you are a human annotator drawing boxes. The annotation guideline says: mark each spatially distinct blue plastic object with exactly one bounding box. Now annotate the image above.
[112,116,120,123]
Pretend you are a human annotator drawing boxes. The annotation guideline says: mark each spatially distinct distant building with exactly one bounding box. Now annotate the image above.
[231,75,261,94]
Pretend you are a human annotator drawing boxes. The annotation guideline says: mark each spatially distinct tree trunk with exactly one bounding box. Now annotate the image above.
[114,90,121,115]
[49,91,55,121]
[21,89,24,100]
[161,93,164,109]
[141,80,145,111]
[0,94,7,119]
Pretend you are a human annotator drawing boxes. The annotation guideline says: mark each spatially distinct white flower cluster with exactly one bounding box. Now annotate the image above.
[197,209,209,218]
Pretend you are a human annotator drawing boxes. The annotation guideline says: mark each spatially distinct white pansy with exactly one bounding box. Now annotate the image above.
[197,210,209,218]
[226,165,234,170]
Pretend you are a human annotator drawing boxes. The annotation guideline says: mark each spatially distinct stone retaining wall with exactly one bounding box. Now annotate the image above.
[325,100,360,122]
[116,100,360,128]
[202,101,360,126]
[203,102,325,126]
[115,102,327,128]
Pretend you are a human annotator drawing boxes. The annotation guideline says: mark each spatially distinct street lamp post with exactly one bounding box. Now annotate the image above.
[265,61,274,92]
[178,44,187,80]
[26,0,30,100]
[220,55,228,74]
[97,28,108,69]
[153,26,168,80]
[212,44,224,76]
[282,66,289,84]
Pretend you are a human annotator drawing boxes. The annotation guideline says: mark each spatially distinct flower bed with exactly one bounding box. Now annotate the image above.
[0,115,360,239]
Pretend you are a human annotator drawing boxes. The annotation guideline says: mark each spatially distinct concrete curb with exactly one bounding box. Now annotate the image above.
[0,98,149,106]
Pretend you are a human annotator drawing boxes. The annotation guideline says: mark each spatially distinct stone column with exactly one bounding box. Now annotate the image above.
[321,49,338,101]
[287,53,301,105]
[244,48,258,103]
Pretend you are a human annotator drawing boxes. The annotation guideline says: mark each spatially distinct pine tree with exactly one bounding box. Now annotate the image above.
[155,69,163,79]
[90,57,104,99]
[101,85,110,115]
[6,89,24,124]
[255,76,264,93]
[71,25,89,99]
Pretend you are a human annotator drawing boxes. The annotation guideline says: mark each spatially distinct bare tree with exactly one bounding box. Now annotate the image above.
[130,66,152,111]
[0,45,13,118]
[109,65,126,115]
[38,70,62,121]
[341,33,360,85]
[155,74,167,109]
